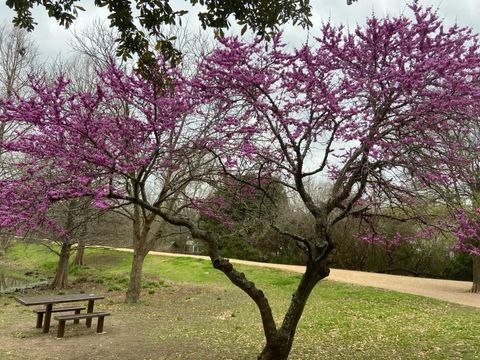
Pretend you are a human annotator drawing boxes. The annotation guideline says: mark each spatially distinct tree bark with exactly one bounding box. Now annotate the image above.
[0,271,6,292]
[74,238,85,266]
[0,120,6,143]
[51,243,71,290]
[125,201,159,304]
[257,263,330,360]
[472,255,480,293]
[125,252,146,303]
[0,233,13,257]
[257,345,286,360]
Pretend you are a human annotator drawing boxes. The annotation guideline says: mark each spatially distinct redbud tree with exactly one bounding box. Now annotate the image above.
[454,208,480,291]
[437,122,480,293]
[1,3,480,359]
[190,3,480,358]
[0,63,212,301]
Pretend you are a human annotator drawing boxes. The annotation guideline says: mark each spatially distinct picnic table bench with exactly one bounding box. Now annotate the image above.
[15,293,106,334]
[34,305,86,328]
[55,311,111,338]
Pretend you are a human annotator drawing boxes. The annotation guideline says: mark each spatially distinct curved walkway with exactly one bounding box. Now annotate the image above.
[100,247,480,308]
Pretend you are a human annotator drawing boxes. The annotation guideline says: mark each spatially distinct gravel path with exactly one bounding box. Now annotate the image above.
[105,247,480,308]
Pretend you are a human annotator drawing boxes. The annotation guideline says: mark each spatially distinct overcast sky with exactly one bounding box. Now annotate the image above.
[0,0,479,62]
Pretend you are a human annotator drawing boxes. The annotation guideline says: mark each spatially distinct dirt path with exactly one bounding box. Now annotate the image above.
[100,247,480,308]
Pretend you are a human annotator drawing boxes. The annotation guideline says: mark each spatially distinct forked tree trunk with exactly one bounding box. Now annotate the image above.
[51,199,77,289]
[209,238,329,360]
[125,252,146,303]
[125,201,159,304]
[472,255,480,293]
[51,243,71,290]
[74,238,85,266]
[257,264,330,360]
[154,208,334,360]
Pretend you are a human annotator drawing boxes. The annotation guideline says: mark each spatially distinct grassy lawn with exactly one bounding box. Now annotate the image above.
[1,243,479,359]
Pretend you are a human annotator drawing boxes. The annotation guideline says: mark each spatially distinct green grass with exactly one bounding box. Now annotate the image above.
[2,243,480,359]
[5,242,59,271]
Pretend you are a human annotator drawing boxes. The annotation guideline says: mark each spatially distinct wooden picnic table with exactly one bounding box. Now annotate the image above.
[15,293,104,333]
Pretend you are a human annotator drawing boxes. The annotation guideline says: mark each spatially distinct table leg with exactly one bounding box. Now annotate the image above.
[36,312,44,328]
[57,320,66,338]
[43,304,53,333]
[86,300,94,328]
[74,308,81,324]
[96,316,105,333]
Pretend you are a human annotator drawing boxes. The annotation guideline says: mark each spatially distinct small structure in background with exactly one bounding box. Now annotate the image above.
[184,236,200,254]
[168,235,201,254]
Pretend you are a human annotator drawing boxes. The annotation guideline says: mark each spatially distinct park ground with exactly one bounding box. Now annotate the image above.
[109,247,480,309]
[0,244,480,359]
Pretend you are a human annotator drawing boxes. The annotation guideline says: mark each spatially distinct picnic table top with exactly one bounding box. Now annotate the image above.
[14,293,104,306]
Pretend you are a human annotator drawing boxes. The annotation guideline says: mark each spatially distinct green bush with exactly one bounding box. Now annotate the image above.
[443,253,473,281]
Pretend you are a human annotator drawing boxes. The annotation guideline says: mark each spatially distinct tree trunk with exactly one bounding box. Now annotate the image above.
[125,252,146,303]
[257,263,329,360]
[0,271,6,292]
[51,243,71,290]
[125,201,158,304]
[257,347,286,360]
[0,122,5,143]
[472,255,480,293]
[74,238,85,266]
[0,233,13,257]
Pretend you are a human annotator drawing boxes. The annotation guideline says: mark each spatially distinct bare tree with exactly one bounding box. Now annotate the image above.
[0,23,38,138]
[0,23,39,256]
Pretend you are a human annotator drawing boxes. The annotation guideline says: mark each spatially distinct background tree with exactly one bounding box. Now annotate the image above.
[199,175,290,262]
[446,124,480,292]
[0,23,38,107]
[451,125,480,292]
[0,23,38,256]
[287,201,453,278]
[414,114,480,292]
